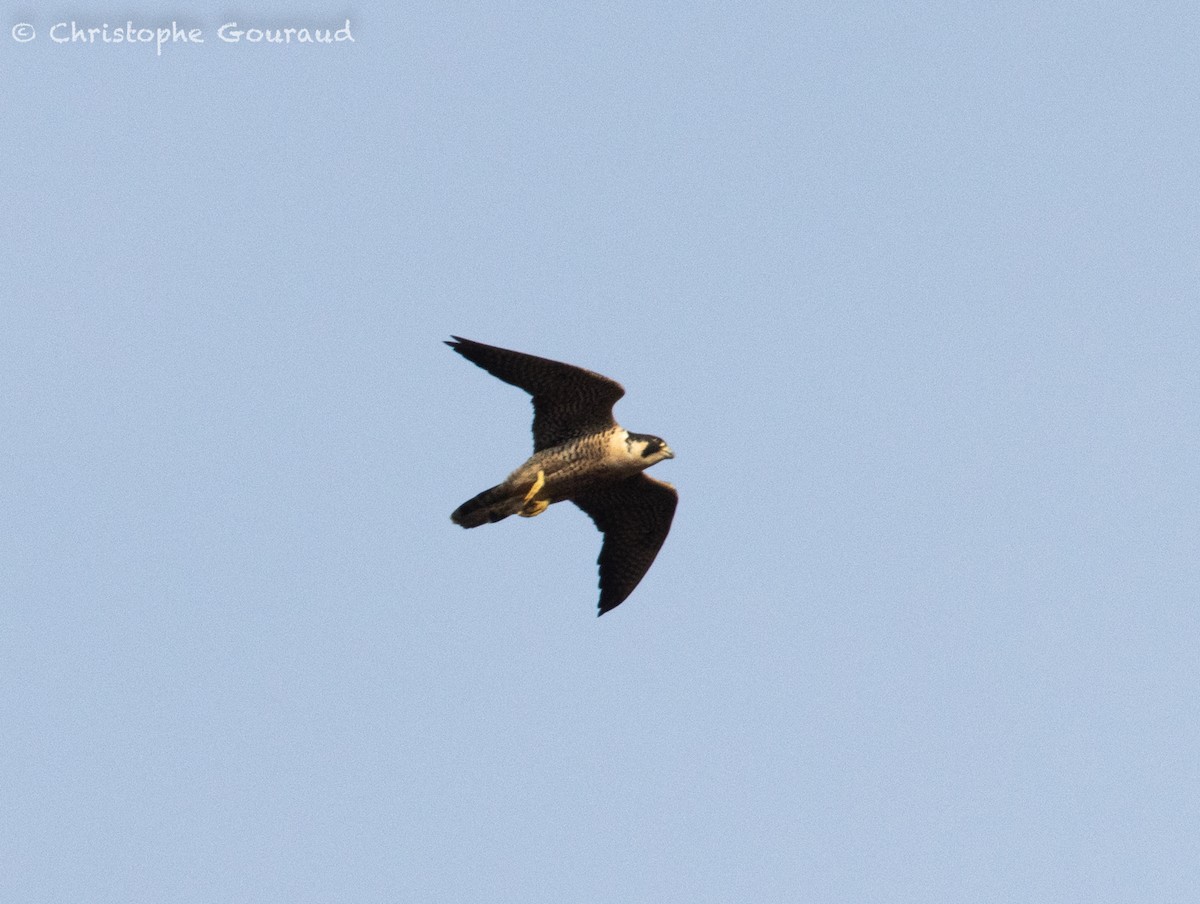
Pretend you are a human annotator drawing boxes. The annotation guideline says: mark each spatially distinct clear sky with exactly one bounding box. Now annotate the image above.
[3,3,1197,902]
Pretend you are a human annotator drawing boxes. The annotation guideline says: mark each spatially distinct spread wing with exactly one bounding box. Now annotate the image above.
[446,337,625,451]
[573,474,678,615]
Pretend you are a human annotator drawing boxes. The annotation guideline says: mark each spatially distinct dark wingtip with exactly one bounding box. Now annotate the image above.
[597,598,622,616]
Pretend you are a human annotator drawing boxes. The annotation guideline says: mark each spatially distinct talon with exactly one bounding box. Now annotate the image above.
[519,470,548,517]
[519,499,550,518]
[522,470,546,504]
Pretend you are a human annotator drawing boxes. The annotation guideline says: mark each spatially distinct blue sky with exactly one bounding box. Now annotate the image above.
[3,3,1197,901]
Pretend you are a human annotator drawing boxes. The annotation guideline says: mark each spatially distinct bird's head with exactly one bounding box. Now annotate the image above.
[626,432,675,465]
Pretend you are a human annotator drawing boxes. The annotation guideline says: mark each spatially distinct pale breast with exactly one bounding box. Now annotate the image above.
[516,427,641,501]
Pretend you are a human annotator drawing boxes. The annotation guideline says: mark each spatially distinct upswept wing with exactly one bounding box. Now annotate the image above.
[572,474,678,615]
[446,337,625,451]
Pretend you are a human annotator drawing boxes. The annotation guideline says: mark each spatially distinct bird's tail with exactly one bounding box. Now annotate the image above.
[451,484,519,528]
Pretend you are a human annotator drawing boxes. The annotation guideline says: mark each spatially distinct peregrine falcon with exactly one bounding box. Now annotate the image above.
[446,337,678,615]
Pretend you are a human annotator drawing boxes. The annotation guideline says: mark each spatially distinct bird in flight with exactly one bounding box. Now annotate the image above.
[446,337,678,615]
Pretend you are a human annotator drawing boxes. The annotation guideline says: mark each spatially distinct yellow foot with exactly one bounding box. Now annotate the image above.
[519,470,548,517]
[522,470,546,504]
[519,499,549,518]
